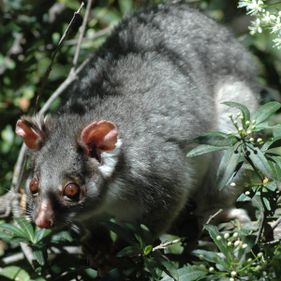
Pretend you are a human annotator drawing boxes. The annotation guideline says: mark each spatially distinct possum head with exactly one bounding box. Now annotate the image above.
[16,115,120,228]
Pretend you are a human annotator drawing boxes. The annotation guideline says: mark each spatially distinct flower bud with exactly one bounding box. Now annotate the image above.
[224,233,230,239]
[209,267,215,273]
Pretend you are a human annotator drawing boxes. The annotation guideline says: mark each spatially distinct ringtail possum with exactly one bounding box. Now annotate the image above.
[16,4,258,236]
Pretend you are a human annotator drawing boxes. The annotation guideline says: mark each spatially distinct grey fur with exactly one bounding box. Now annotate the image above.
[22,4,258,235]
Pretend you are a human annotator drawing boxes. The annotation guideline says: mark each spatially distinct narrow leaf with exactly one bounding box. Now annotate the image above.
[194,131,237,147]
[33,249,46,266]
[223,101,250,123]
[262,136,281,152]
[187,145,228,158]
[161,265,207,281]
[0,266,30,281]
[217,143,242,190]
[0,224,28,240]
[193,249,228,269]
[15,218,35,243]
[34,228,52,244]
[253,101,281,125]
[247,144,273,178]
[204,225,233,264]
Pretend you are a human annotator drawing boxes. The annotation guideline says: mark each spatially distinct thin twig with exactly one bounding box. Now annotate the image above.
[39,56,91,116]
[10,145,27,193]
[205,209,223,225]
[71,0,94,74]
[35,2,85,111]
[152,238,181,252]
[64,26,112,46]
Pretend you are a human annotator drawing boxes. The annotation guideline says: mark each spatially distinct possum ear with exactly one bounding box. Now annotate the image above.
[80,120,118,158]
[15,117,45,151]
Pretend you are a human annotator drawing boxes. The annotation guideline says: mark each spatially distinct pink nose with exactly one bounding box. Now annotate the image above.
[35,200,54,228]
[35,217,53,228]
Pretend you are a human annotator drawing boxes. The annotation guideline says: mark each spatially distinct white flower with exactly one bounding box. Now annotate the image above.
[249,18,263,35]
[262,11,276,24]
[238,0,264,15]
[273,37,281,49]
[271,15,281,34]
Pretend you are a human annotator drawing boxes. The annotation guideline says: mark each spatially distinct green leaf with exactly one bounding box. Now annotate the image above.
[0,266,30,281]
[51,231,73,244]
[143,245,153,256]
[265,181,278,191]
[253,101,281,125]
[217,144,242,190]
[237,193,251,202]
[194,131,237,147]
[193,249,228,269]
[116,245,139,257]
[15,218,35,243]
[262,197,271,211]
[84,268,98,279]
[223,101,250,124]
[247,144,273,178]
[33,249,45,266]
[161,265,207,281]
[187,145,228,158]
[0,224,29,240]
[103,221,136,245]
[34,228,51,243]
[262,136,281,152]
[118,0,133,14]
[269,159,281,181]
[204,225,233,264]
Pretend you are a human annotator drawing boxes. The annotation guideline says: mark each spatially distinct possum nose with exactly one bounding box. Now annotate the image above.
[35,217,53,228]
[35,200,54,229]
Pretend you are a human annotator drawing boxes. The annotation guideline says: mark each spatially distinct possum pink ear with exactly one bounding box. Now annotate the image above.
[80,120,118,157]
[15,119,44,150]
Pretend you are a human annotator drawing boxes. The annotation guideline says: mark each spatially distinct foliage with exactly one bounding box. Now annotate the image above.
[0,0,280,281]
[187,101,281,281]
[238,0,281,48]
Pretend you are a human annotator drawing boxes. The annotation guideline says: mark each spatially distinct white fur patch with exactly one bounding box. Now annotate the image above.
[215,78,258,133]
[224,208,250,223]
[98,138,123,178]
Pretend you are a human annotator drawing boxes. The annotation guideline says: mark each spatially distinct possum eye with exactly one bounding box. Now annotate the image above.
[63,183,80,201]
[29,178,39,195]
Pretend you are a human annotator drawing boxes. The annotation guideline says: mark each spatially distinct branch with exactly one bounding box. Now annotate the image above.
[71,0,94,74]
[152,238,181,252]
[35,2,85,111]
[64,26,112,46]
[205,209,223,225]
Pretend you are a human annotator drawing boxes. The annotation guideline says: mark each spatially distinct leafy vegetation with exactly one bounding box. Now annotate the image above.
[0,0,280,280]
